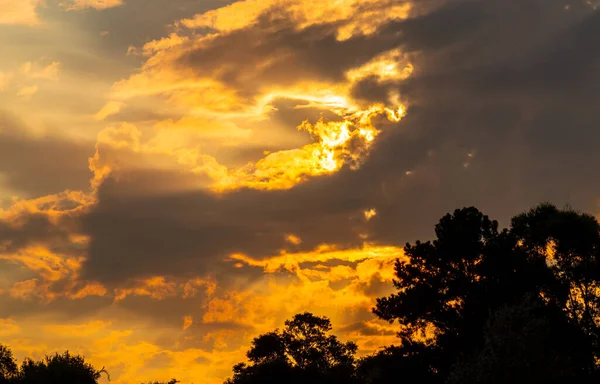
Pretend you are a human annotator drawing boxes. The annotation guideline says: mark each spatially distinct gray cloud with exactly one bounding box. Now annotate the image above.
[79,170,371,284]
[4,0,597,301]
[175,9,412,100]
[0,112,93,199]
[76,0,600,287]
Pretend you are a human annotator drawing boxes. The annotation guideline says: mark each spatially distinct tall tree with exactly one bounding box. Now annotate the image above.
[225,313,358,384]
[511,203,600,351]
[374,207,534,377]
[373,204,600,381]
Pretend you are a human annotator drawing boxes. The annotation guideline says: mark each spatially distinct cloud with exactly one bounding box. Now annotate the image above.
[16,85,38,100]
[179,0,413,40]
[0,0,41,25]
[114,277,177,302]
[182,315,193,330]
[0,73,13,91]
[0,111,94,198]
[105,0,418,192]
[1,59,61,105]
[20,61,61,81]
[93,100,125,121]
[61,0,124,11]
[75,0,600,312]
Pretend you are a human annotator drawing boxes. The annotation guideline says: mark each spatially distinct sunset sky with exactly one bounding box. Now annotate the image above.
[0,0,599,382]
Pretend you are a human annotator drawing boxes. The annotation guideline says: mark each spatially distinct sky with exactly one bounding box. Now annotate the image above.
[0,0,599,382]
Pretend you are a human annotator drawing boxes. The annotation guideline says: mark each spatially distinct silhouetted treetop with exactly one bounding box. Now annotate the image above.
[0,345,17,384]
[373,203,600,382]
[225,312,359,384]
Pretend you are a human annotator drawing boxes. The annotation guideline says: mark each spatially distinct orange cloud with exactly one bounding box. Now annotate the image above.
[180,0,412,41]
[230,243,403,274]
[364,209,377,221]
[100,0,413,193]
[94,101,126,121]
[285,234,302,245]
[114,277,178,302]
[182,315,193,330]
[61,0,124,11]
[198,244,404,352]
[182,277,216,299]
[0,245,82,282]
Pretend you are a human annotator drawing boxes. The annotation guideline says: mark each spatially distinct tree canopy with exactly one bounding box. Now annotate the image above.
[225,312,359,384]
[371,203,600,383]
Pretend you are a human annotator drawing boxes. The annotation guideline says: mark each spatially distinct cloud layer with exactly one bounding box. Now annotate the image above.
[1,0,600,383]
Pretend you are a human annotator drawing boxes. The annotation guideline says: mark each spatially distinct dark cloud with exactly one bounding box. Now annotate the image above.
[0,213,72,253]
[0,294,112,321]
[176,9,410,99]
[55,0,600,289]
[79,170,370,284]
[35,0,234,76]
[355,0,600,242]
[0,111,93,199]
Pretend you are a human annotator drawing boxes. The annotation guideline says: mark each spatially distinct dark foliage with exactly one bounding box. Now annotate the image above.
[225,312,359,384]
[17,351,107,384]
[448,294,595,384]
[372,203,600,383]
[0,345,17,384]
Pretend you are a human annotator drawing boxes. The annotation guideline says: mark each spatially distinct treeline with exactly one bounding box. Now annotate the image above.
[3,203,600,383]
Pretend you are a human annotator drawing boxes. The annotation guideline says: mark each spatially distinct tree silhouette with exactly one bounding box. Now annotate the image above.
[357,341,439,384]
[225,312,359,384]
[448,294,595,384]
[0,345,17,384]
[17,351,107,384]
[373,204,600,381]
[511,203,600,353]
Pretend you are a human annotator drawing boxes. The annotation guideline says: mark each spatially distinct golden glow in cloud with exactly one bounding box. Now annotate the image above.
[180,0,412,41]
[61,0,124,10]
[98,0,414,193]
[104,62,409,192]
[114,277,177,302]
[182,315,193,330]
[364,208,377,221]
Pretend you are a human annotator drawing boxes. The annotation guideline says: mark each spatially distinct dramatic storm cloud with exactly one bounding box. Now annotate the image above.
[0,0,599,382]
